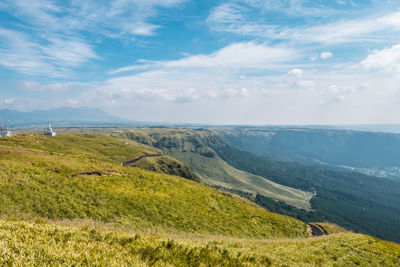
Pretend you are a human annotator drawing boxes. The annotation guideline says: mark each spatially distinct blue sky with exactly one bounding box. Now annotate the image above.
[1,0,400,124]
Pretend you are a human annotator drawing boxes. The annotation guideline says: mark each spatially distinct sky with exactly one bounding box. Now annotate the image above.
[1,0,400,125]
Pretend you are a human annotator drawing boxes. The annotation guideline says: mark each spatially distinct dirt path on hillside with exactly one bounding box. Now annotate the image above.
[122,153,162,166]
[307,223,326,237]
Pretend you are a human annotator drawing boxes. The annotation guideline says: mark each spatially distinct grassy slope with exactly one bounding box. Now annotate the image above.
[1,132,399,266]
[129,155,200,182]
[0,133,306,238]
[314,222,346,235]
[121,129,312,209]
[1,219,399,266]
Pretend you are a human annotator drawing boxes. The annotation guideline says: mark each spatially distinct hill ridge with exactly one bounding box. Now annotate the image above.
[0,132,307,238]
[117,129,313,209]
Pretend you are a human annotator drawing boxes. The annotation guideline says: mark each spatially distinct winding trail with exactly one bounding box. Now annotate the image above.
[307,223,326,237]
[122,153,163,166]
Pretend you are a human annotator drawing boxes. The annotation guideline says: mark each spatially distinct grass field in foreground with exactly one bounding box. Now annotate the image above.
[1,219,399,266]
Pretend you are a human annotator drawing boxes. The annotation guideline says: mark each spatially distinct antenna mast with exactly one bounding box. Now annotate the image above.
[4,111,7,130]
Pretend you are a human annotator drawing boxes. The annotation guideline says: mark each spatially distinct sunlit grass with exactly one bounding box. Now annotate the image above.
[1,219,399,266]
[0,133,307,238]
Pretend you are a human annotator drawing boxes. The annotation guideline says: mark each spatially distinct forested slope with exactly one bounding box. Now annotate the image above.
[208,133,400,242]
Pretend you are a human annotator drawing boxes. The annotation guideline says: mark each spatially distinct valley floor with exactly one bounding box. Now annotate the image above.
[1,219,399,266]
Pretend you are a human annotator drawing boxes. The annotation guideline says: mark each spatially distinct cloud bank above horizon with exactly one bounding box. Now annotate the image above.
[1,0,400,125]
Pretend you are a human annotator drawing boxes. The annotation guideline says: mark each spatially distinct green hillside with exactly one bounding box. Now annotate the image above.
[1,132,399,266]
[1,219,399,266]
[128,155,200,182]
[0,133,306,238]
[118,128,312,210]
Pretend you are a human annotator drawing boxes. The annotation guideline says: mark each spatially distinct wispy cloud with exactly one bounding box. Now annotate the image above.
[2,98,16,105]
[243,0,338,17]
[206,3,246,24]
[0,0,186,77]
[17,81,72,92]
[109,61,154,74]
[2,0,186,36]
[111,42,299,74]
[0,28,98,76]
[0,28,58,76]
[163,42,298,68]
[88,42,300,106]
[320,52,333,59]
[42,37,99,67]
[207,2,400,45]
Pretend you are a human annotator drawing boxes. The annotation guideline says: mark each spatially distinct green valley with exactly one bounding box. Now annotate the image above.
[118,128,312,210]
[117,127,400,243]
[212,127,400,242]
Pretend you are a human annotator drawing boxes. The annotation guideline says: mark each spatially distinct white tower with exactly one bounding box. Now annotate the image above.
[44,123,57,136]
[0,120,11,137]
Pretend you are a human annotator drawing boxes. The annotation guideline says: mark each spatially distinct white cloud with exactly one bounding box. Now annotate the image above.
[361,44,400,72]
[310,51,333,61]
[0,28,57,76]
[18,81,71,92]
[109,63,152,74]
[112,42,299,73]
[101,42,299,105]
[92,69,400,124]
[127,23,161,36]
[206,3,246,24]
[336,0,347,5]
[13,53,400,124]
[242,0,337,17]
[125,87,201,103]
[0,0,186,76]
[3,98,16,105]
[320,51,333,59]
[2,0,186,37]
[207,2,400,45]
[66,98,79,105]
[288,68,303,77]
[95,76,251,104]
[43,38,99,67]
[0,27,98,76]
[209,88,249,99]
[289,15,398,44]
[164,42,297,68]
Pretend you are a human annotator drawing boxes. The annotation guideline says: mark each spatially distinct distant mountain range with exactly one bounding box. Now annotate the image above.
[0,107,127,126]
[300,124,400,134]
[217,127,400,180]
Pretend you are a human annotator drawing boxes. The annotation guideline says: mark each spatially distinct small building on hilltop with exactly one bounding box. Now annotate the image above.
[44,123,57,136]
[0,120,11,137]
